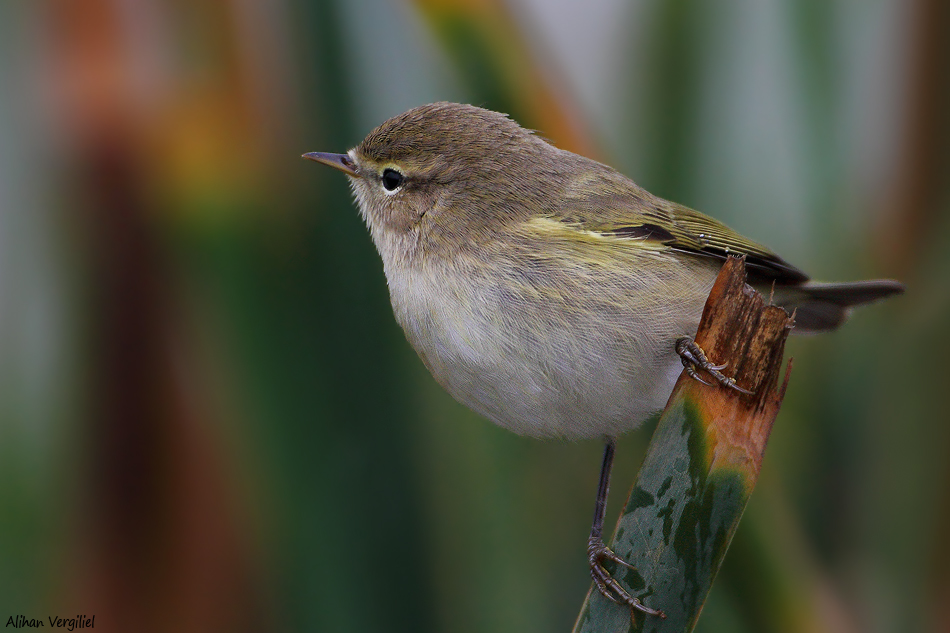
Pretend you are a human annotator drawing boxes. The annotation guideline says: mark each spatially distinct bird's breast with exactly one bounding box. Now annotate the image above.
[380,249,709,439]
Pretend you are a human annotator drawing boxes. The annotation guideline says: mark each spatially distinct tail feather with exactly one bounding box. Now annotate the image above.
[772,279,904,334]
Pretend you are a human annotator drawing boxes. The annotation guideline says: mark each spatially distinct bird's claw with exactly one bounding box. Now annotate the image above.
[675,337,754,395]
[588,536,666,619]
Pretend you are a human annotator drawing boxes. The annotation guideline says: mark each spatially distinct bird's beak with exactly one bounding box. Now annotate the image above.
[302,151,359,177]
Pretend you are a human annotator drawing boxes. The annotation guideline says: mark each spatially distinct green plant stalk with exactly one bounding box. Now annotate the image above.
[574,257,793,633]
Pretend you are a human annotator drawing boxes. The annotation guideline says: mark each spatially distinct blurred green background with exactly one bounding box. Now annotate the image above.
[0,0,947,631]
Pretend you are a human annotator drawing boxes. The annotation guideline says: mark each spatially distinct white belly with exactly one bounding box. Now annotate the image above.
[385,252,714,440]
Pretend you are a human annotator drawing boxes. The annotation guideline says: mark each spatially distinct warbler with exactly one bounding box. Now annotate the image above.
[304,102,903,618]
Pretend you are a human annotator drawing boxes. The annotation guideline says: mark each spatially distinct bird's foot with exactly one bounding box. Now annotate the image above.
[588,535,665,620]
[675,336,753,395]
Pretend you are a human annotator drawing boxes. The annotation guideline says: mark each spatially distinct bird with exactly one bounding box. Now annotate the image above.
[303,101,904,618]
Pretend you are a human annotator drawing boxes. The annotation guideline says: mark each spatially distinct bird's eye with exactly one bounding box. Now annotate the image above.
[381,168,404,192]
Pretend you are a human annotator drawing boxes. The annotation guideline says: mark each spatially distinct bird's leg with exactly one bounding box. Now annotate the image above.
[675,336,753,395]
[587,437,665,619]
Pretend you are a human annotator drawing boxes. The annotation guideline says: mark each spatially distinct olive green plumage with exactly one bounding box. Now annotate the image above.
[305,102,903,439]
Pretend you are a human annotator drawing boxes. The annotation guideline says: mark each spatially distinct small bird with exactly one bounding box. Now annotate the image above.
[304,102,903,618]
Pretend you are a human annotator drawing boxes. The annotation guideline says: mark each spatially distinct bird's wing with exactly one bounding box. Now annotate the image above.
[552,179,809,284]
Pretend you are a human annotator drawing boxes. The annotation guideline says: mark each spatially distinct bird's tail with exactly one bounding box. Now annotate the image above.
[771,279,905,334]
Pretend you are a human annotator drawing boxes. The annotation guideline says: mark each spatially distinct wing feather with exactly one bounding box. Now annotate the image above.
[549,164,809,284]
